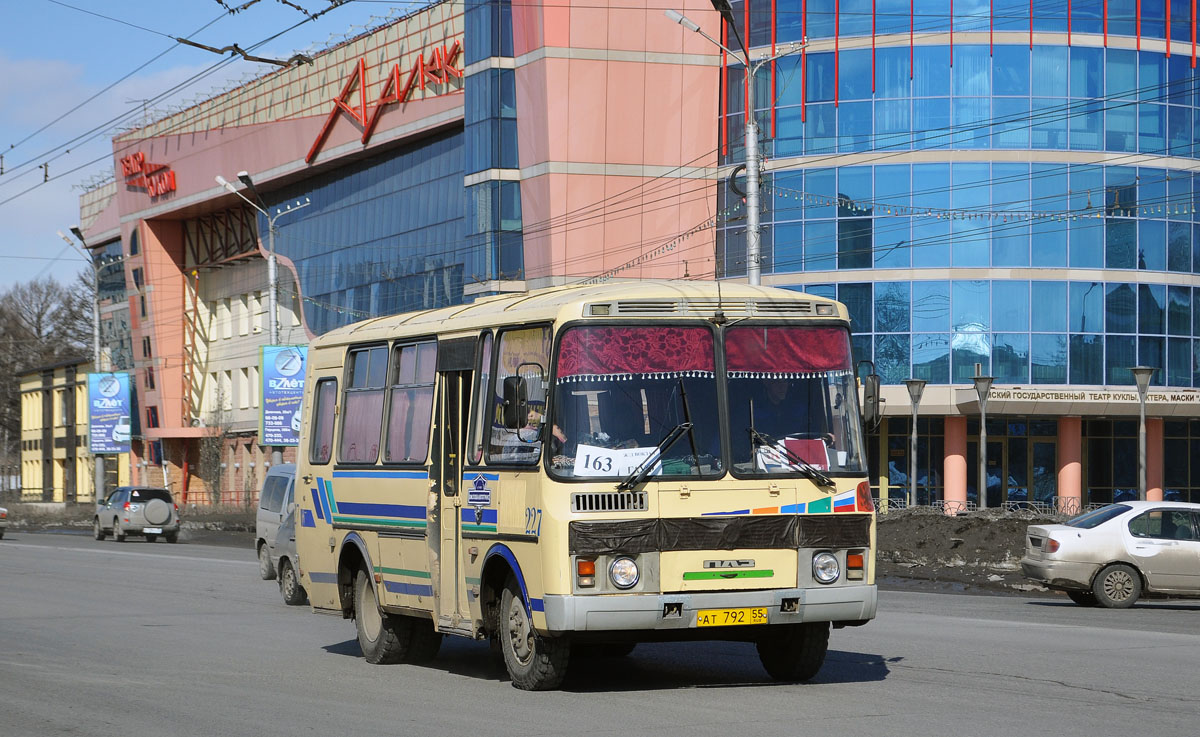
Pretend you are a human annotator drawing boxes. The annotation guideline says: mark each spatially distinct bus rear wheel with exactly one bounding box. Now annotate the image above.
[353,569,442,664]
[756,622,829,682]
[499,578,570,690]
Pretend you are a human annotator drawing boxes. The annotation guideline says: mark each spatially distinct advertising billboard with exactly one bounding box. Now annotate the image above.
[88,373,131,454]
[261,345,307,446]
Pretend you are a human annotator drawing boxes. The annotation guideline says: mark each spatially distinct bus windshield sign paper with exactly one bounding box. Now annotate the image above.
[88,373,131,454]
[573,444,662,477]
[261,345,307,446]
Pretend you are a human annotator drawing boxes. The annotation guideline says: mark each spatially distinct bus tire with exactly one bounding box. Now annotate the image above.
[756,622,829,682]
[499,578,570,690]
[354,569,410,664]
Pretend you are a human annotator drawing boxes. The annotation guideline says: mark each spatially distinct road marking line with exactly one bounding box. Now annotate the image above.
[1,541,256,567]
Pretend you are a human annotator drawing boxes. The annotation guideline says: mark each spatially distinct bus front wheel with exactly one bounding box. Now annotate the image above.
[756,622,829,682]
[499,578,570,690]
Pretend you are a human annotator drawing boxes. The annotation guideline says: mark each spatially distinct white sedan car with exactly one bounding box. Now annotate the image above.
[1021,501,1200,608]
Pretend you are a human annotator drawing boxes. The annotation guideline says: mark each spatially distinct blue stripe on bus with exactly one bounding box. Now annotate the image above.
[308,572,337,584]
[460,508,498,524]
[335,502,427,520]
[529,598,544,612]
[462,472,500,481]
[781,503,807,514]
[701,509,750,516]
[311,484,325,520]
[333,469,428,480]
[383,580,435,597]
[301,509,316,528]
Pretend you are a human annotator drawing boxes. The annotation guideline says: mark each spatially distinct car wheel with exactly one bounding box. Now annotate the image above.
[1092,563,1141,609]
[499,577,570,690]
[353,569,412,664]
[258,543,276,580]
[112,519,126,542]
[756,622,830,682]
[279,559,307,606]
[93,518,106,541]
[1067,590,1098,607]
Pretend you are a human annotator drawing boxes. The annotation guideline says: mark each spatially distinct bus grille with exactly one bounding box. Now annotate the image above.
[571,491,649,513]
[611,299,815,317]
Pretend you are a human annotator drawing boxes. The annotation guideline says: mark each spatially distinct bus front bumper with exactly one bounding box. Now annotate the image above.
[541,584,877,633]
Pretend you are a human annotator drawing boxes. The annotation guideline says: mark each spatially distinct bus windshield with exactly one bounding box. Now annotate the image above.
[725,325,866,476]
[549,325,722,479]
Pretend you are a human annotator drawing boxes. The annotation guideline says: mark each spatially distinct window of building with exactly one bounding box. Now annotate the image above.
[145,368,155,390]
[145,406,159,429]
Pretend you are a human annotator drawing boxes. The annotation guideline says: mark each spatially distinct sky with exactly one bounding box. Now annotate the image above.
[0,0,420,290]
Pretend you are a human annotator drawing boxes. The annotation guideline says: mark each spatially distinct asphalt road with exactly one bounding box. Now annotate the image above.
[2,530,1197,737]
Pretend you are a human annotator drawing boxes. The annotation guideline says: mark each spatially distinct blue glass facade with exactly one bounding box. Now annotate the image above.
[265,0,523,335]
[717,5,1200,391]
[717,3,1200,502]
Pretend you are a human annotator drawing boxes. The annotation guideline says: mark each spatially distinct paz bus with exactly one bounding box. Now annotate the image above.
[294,280,880,690]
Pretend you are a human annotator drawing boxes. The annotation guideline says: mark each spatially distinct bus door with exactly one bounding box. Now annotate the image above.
[430,338,475,632]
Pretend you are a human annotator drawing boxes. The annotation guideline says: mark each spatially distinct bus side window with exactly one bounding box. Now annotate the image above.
[467,332,493,464]
[340,345,388,464]
[384,341,437,463]
[310,378,338,465]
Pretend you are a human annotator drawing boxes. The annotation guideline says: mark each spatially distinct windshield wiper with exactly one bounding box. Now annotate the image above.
[748,399,835,489]
[617,422,693,491]
[677,378,701,474]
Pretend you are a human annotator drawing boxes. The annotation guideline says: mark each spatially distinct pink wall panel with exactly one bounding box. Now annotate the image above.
[543,2,571,47]
[642,65,684,168]
[565,59,610,164]
[604,62,647,165]
[511,3,543,57]
[516,60,552,169]
[607,6,647,53]
[569,1,608,49]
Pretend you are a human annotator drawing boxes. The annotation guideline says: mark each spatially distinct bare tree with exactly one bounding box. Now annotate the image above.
[198,386,232,505]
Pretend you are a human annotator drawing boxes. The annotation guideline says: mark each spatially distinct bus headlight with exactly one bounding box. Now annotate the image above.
[812,552,840,584]
[609,557,639,589]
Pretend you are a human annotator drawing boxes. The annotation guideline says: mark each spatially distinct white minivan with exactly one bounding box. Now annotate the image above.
[255,463,295,580]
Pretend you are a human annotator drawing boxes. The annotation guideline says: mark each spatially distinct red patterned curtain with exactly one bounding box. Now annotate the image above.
[557,327,715,377]
[725,327,852,373]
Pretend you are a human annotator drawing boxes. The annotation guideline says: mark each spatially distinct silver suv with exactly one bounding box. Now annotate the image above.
[94,487,180,543]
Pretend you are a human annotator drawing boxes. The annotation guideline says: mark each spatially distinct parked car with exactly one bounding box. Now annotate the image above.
[0,505,7,539]
[271,504,306,605]
[94,487,180,543]
[255,463,295,580]
[1021,501,1200,608]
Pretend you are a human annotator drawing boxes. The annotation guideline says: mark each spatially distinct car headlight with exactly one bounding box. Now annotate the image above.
[812,552,840,584]
[609,557,639,589]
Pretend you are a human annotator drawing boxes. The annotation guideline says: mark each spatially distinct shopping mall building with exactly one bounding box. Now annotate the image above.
[73,0,1199,506]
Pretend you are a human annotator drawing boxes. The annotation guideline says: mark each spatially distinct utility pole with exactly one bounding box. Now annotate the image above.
[215,173,310,467]
[667,4,805,286]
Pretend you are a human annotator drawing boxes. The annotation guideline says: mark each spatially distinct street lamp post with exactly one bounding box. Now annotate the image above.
[215,173,310,467]
[666,6,804,286]
[972,371,995,511]
[903,379,926,508]
[59,227,123,503]
[1130,366,1156,501]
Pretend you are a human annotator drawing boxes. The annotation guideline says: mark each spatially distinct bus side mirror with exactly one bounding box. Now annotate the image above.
[862,373,881,431]
[501,376,528,429]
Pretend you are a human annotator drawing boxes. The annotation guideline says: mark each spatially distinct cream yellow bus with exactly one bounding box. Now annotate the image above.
[294,280,880,690]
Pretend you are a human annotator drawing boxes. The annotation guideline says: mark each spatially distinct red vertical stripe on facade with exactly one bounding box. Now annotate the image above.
[872,0,877,92]
[1137,0,1142,50]
[910,0,914,78]
[1193,0,1197,68]
[1104,0,1109,45]
[1068,0,1073,45]
[772,0,777,138]
[950,0,954,66]
[990,0,994,54]
[802,1,807,122]
[835,0,840,107]
[744,1,750,106]
[1029,0,1033,49]
[1168,0,1172,57]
